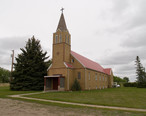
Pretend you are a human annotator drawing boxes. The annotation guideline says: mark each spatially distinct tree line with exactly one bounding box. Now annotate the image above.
[0,67,10,83]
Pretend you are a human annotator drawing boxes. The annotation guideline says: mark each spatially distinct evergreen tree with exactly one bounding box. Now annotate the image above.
[10,36,50,90]
[71,78,81,91]
[135,56,146,83]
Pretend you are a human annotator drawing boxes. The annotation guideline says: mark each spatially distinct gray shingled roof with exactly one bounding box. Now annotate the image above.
[57,13,68,31]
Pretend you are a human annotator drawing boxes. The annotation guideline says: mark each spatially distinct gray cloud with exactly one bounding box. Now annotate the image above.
[0,36,30,69]
[99,47,146,65]
[0,0,146,82]
[97,47,146,82]
[112,0,130,15]
[120,29,146,48]
[0,36,30,51]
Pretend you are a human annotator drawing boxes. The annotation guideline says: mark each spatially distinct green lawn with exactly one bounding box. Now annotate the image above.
[0,85,146,116]
[25,87,146,109]
[0,86,37,98]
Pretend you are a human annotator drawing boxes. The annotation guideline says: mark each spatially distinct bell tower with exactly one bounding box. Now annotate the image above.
[52,11,71,68]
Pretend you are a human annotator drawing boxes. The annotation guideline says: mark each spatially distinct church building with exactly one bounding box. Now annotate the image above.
[44,12,113,91]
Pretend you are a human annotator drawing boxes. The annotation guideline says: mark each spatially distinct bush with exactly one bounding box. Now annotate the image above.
[137,82,146,88]
[71,78,81,91]
[123,82,137,87]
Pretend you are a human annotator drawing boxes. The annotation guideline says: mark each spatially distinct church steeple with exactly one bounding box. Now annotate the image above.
[52,10,71,67]
[57,12,68,31]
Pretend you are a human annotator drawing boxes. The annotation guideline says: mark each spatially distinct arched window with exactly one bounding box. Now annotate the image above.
[59,34,62,43]
[65,35,67,43]
[95,73,97,80]
[89,72,90,80]
[68,36,70,44]
[55,35,58,43]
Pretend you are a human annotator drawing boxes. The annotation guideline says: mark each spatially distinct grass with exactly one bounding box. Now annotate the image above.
[0,85,37,98]
[25,87,146,109]
[0,85,146,116]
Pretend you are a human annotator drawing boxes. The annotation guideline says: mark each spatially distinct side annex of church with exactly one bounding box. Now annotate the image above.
[44,12,113,91]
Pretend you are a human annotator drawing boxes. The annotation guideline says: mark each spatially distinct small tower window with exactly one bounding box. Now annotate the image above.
[71,59,74,63]
[59,34,62,43]
[55,35,58,43]
[68,36,70,44]
[65,35,67,43]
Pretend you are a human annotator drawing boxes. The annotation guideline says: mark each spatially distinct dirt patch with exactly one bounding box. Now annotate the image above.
[0,98,145,116]
[0,83,9,87]
[0,98,98,116]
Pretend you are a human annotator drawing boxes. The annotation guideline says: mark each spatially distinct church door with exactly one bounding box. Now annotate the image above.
[53,78,58,90]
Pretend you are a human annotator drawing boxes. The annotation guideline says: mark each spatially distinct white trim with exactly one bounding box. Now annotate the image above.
[44,75,60,78]
[64,62,68,68]
[56,29,61,32]
[47,64,52,71]
[71,54,86,68]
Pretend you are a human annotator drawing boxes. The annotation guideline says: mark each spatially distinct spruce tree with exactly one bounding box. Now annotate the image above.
[135,56,146,88]
[71,78,81,91]
[135,56,145,83]
[10,36,49,90]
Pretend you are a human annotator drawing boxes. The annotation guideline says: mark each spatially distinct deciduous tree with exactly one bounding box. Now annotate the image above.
[0,67,10,83]
[123,77,129,83]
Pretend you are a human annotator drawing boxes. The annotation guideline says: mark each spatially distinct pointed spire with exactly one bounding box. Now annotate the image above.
[57,12,68,31]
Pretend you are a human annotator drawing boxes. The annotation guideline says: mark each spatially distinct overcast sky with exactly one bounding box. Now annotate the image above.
[0,0,146,82]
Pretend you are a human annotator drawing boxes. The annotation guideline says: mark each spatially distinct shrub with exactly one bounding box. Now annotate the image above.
[71,78,81,91]
[123,82,137,87]
[137,82,146,88]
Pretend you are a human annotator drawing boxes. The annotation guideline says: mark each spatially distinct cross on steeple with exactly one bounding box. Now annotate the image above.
[61,8,64,13]
[57,8,67,31]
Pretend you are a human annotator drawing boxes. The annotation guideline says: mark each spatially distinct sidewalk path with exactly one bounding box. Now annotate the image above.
[9,92,146,113]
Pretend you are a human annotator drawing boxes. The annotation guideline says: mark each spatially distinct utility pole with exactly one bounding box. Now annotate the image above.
[10,50,14,82]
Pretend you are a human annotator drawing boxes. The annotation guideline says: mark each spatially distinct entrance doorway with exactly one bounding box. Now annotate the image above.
[44,75,65,91]
[53,78,58,90]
